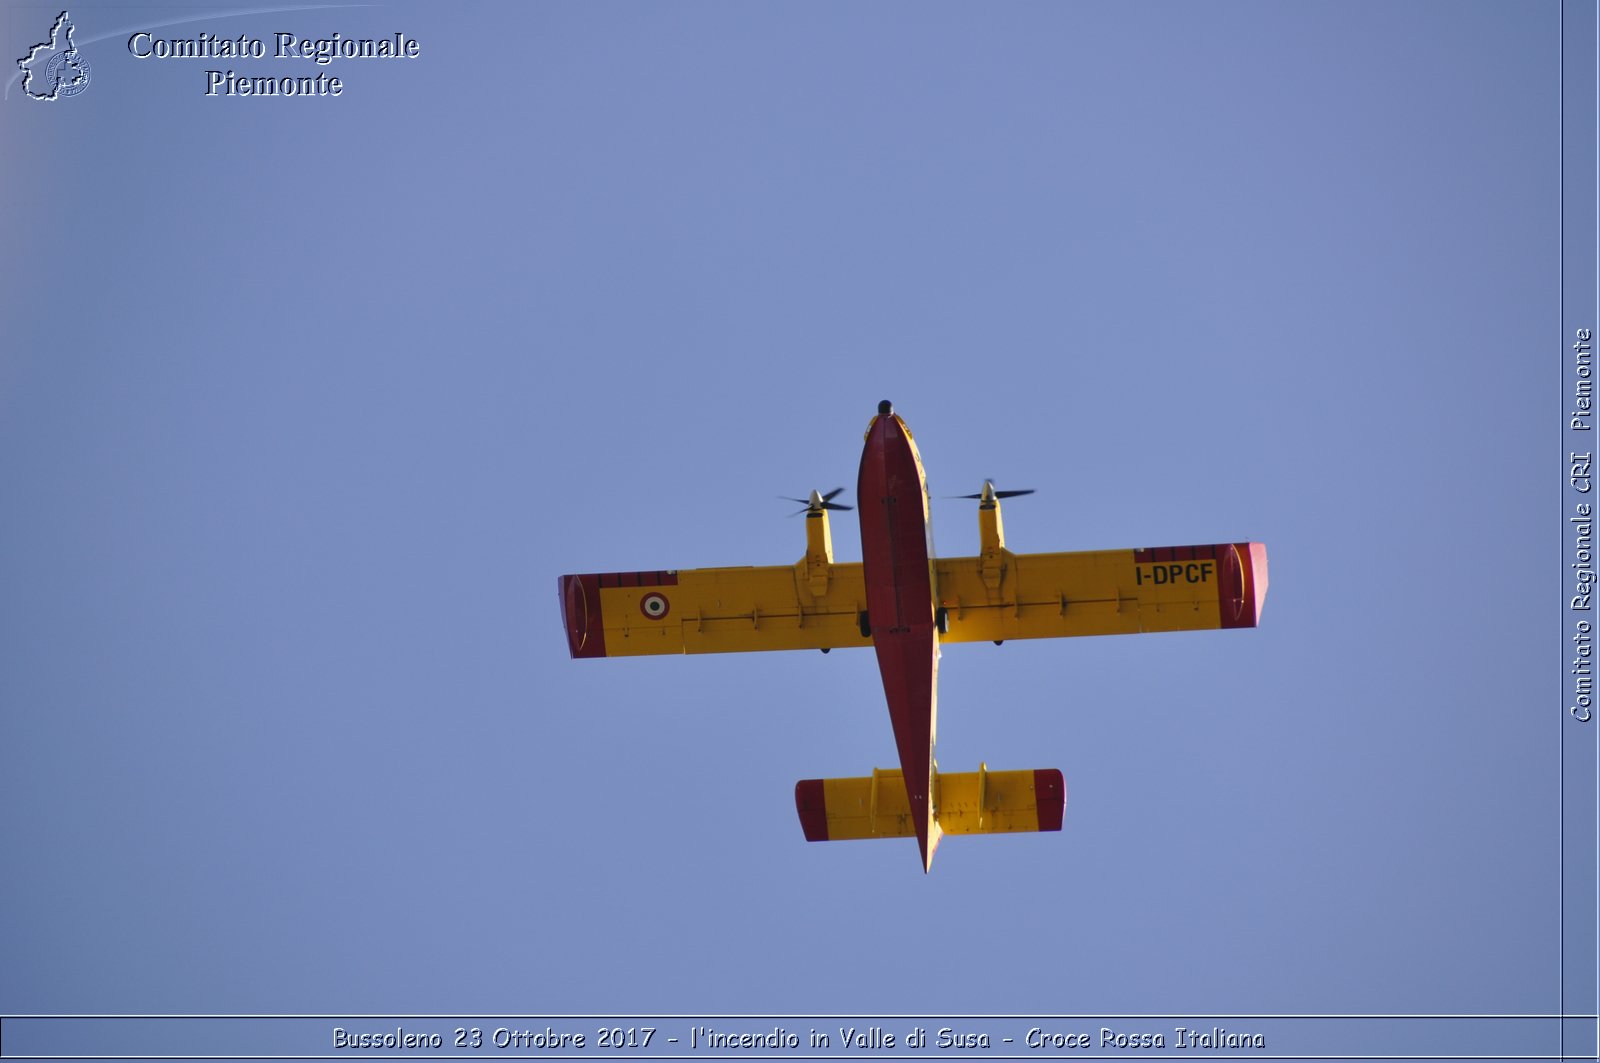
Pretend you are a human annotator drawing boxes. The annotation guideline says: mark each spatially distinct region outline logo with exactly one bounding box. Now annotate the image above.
[17,10,90,100]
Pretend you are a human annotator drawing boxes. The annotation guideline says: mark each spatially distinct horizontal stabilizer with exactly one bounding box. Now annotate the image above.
[795,764,1064,842]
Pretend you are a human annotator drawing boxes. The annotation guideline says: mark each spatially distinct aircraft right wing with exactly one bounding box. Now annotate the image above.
[559,561,869,658]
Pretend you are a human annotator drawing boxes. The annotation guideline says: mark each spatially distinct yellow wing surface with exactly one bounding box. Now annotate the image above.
[559,562,870,658]
[560,541,1267,658]
[935,541,1268,643]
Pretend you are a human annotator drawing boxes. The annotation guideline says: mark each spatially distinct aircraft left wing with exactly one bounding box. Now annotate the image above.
[560,563,870,658]
[934,541,1268,644]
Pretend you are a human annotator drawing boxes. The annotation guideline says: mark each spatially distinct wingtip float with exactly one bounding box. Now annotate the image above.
[558,401,1268,872]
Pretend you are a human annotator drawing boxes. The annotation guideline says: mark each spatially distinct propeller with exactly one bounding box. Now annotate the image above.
[781,487,854,516]
[952,480,1035,504]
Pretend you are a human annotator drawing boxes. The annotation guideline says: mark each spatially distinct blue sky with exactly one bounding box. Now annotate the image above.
[1,0,1587,1050]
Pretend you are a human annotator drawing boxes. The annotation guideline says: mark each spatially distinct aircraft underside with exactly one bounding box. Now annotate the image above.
[857,404,942,870]
[560,400,1267,873]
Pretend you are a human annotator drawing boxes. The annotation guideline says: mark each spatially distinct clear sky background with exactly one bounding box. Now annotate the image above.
[0,0,1572,1033]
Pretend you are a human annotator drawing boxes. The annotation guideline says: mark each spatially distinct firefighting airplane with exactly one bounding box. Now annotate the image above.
[559,402,1268,872]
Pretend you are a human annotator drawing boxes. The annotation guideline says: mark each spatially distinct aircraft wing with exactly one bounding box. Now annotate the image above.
[560,563,870,658]
[934,541,1267,643]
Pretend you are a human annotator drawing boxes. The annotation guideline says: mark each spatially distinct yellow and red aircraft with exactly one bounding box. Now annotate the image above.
[559,402,1268,872]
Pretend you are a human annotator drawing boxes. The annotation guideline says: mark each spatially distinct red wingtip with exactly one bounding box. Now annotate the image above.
[1034,769,1066,832]
[794,780,829,841]
[1245,542,1269,621]
[559,574,607,658]
[1219,542,1269,629]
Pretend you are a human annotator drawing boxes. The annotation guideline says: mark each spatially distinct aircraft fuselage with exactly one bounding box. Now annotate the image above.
[856,402,942,871]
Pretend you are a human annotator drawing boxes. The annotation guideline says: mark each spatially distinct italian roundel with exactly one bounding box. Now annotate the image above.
[639,592,670,620]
